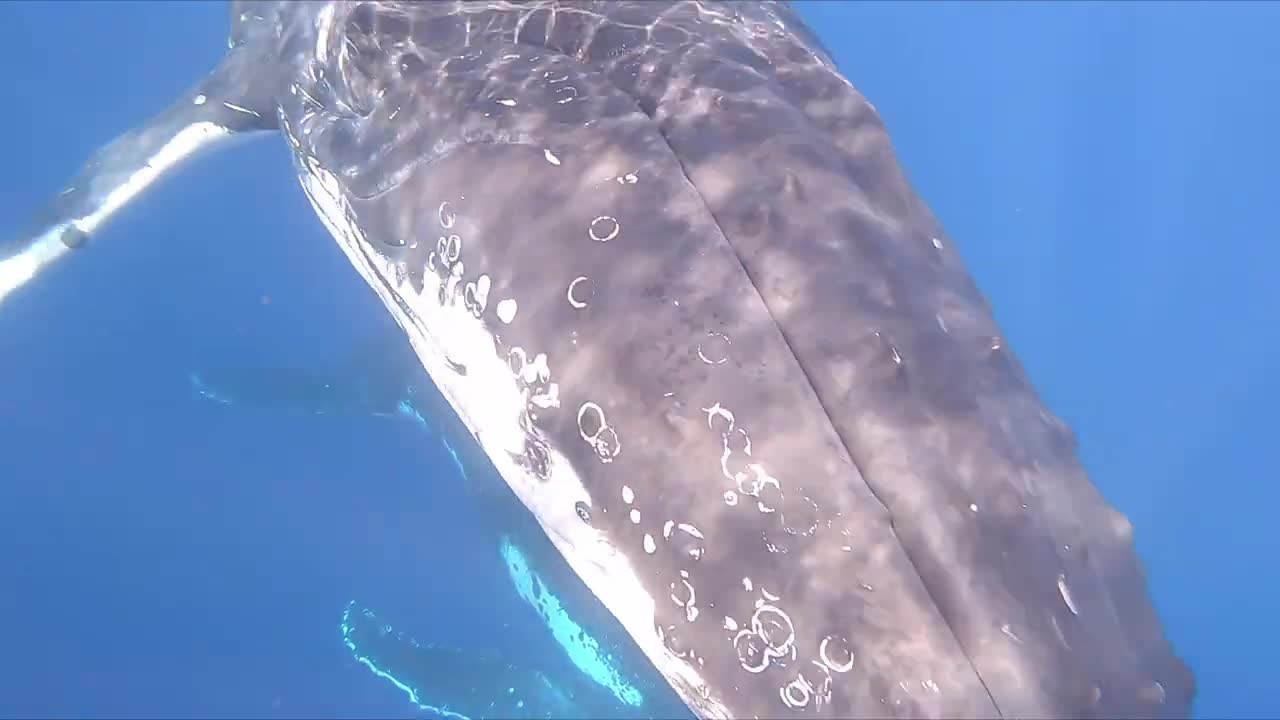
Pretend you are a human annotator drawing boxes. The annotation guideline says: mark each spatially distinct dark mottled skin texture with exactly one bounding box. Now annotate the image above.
[22,2,1193,718]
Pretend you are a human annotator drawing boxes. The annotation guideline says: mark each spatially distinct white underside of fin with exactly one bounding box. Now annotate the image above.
[79,121,234,238]
[1,121,233,307]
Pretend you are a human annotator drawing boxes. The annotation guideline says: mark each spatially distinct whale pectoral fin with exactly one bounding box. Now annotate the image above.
[340,601,587,720]
[0,41,283,307]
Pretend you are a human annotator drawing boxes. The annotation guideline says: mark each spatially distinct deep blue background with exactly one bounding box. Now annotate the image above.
[1,1,1275,717]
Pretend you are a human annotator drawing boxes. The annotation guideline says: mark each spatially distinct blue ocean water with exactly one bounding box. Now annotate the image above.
[0,1,1274,718]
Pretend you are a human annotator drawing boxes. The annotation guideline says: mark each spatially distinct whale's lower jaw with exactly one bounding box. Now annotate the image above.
[293,160,730,719]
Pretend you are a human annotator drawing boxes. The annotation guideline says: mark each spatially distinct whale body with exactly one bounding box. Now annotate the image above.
[2,2,1194,717]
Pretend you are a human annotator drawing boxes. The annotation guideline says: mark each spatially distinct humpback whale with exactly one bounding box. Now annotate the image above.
[189,331,428,420]
[2,1,1194,718]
